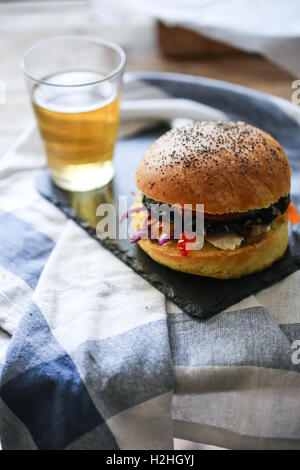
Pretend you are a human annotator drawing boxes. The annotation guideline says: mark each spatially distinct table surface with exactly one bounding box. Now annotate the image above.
[0,1,295,158]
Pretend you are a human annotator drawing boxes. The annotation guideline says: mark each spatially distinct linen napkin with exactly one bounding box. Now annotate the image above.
[0,74,300,450]
[93,0,300,77]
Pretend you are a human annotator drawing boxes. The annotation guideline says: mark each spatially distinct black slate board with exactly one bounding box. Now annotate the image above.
[37,72,300,319]
[37,122,300,320]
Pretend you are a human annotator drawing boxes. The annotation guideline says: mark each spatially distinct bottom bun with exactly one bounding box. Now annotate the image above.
[135,214,289,279]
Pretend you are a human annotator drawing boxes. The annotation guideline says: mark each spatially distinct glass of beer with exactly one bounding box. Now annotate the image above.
[21,36,126,191]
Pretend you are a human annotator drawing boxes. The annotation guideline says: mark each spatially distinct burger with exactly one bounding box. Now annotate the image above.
[129,121,292,279]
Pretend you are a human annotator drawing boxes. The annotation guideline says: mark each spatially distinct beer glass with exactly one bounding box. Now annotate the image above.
[21,36,126,191]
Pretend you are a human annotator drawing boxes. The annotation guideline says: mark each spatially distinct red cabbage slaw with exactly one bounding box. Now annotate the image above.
[120,206,147,223]
[121,206,174,245]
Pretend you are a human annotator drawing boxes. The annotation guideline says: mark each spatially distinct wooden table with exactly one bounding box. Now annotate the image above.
[0,1,295,156]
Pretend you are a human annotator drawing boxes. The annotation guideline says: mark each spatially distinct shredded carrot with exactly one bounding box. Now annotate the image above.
[287,202,300,226]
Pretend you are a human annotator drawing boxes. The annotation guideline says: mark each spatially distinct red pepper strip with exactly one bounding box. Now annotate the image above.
[178,233,196,256]
[287,202,300,226]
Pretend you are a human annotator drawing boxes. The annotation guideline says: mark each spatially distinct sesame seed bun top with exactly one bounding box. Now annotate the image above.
[135,121,291,214]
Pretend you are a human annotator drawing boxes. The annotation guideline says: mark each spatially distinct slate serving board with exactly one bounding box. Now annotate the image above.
[37,73,300,319]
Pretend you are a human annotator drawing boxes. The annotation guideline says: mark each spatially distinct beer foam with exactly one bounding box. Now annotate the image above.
[33,71,118,113]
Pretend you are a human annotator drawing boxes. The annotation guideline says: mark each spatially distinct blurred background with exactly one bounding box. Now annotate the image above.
[0,0,298,451]
[1,0,298,158]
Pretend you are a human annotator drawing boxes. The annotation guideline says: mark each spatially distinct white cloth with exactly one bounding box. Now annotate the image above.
[92,0,300,76]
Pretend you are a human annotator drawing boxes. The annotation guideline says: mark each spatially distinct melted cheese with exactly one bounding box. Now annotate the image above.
[205,232,244,251]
